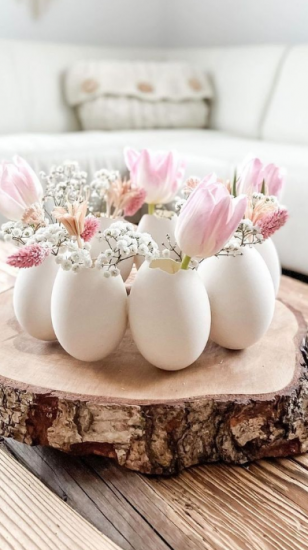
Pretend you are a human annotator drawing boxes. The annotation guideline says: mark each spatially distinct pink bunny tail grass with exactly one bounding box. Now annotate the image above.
[257,208,289,239]
[7,244,50,268]
[124,189,147,216]
[80,216,100,242]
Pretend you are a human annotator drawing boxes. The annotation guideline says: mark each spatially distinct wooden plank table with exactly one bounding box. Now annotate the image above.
[0,447,121,550]
[1,242,308,550]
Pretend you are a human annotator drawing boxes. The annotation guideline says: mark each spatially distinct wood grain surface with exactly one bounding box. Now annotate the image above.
[2,241,308,549]
[0,446,121,550]
[0,291,302,398]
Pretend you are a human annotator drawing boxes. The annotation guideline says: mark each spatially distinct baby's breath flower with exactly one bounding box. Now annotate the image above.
[138,244,148,255]
[190,258,199,268]
[41,161,87,208]
[162,249,170,258]
[55,255,64,264]
[93,221,159,276]
[62,259,72,271]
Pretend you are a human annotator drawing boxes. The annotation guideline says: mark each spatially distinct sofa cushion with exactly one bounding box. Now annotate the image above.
[262,46,308,145]
[65,61,213,130]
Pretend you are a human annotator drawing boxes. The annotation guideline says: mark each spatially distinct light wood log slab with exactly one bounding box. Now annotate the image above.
[0,285,307,474]
[0,448,120,550]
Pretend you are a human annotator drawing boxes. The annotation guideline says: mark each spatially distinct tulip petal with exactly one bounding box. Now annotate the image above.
[175,175,247,259]
[0,188,26,221]
[123,148,140,171]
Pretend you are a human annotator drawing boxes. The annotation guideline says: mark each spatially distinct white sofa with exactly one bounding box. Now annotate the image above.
[0,39,308,274]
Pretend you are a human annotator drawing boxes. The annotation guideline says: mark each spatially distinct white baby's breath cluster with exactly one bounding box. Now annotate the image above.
[40,161,87,207]
[87,169,119,198]
[95,221,160,277]
[234,218,263,247]
[219,238,242,256]
[26,223,71,254]
[0,217,87,257]
[251,192,278,208]
[86,169,121,214]
[56,242,92,273]
[0,221,35,245]
[154,208,177,220]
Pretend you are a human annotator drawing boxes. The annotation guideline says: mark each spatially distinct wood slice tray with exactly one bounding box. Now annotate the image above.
[0,288,308,475]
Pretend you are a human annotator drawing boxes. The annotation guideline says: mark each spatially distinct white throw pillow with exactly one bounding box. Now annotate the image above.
[65,61,213,130]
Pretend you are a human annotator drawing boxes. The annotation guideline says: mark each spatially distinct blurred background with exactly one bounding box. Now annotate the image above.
[1,0,308,47]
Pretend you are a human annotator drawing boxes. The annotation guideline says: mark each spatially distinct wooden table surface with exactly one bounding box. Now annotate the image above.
[1,242,308,550]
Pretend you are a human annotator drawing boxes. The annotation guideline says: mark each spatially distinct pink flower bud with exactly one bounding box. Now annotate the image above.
[175,174,247,259]
[7,244,50,268]
[124,188,147,217]
[80,216,100,242]
[256,208,288,239]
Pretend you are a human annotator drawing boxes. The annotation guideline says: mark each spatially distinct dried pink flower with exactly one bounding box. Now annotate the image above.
[22,202,46,227]
[256,208,289,239]
[80,216,100,242]
[183,177,201,196]
[7,244,50,268]
[53,198,88,247]
[124,188,147,217]
[245,195,277,225]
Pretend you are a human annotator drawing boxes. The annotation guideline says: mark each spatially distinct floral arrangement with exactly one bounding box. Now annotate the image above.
[0,149,290,370]
[175,156,288,260]
[0,158,153,272]
[58,221,159,276]
[0,152,288,275]
[0,159,96,268]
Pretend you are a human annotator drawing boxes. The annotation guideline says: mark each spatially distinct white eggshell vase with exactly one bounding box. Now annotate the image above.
[135,214,178,269]
[13,254,59,341]
[90,216,134,281]
[51,267,127,362]
[198,246,275,350]
[255,238,281,296]
[129,258,211,371]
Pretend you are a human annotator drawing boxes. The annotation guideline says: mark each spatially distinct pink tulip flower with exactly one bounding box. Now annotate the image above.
[261,163,285,199]
[236,157,263,196]
[236,156,285,199]
[124,148,186,207]
[0,156,43,221]
[175,174,247,267]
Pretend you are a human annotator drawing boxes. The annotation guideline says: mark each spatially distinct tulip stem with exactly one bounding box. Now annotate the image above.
[148,204,155,215]
[181,255,191,270]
